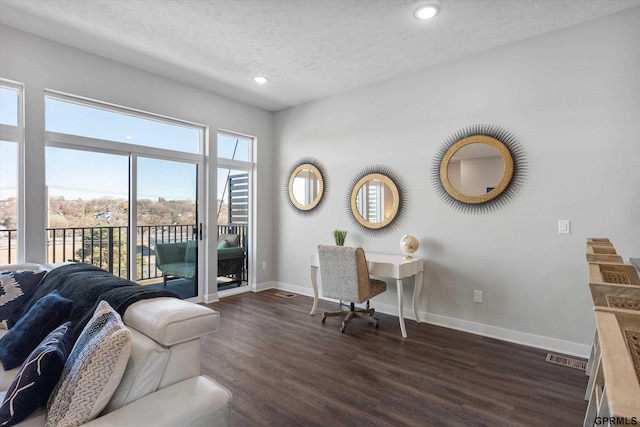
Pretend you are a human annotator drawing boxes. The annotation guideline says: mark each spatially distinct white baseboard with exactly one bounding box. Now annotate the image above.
[202,293,219,304]
[274,281,314,297]
[254,281,277,292]
[211,281,276,299]
[270,281,591,358]
[423,312,591,358]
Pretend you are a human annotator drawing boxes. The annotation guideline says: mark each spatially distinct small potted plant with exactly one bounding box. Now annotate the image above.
[333,230,347,246]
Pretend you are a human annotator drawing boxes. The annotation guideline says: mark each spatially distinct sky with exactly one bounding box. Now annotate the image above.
[1,88,250,203]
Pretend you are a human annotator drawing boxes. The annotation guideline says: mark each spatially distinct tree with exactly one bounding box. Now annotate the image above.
[75,225,129,278]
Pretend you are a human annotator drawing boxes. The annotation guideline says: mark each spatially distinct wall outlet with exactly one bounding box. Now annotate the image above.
[558,220,571,234]
[474,290,483,303]
[261,261,267,270]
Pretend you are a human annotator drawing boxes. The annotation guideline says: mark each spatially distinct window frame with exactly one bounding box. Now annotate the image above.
[45,90,205,159]
[216,130,255,292]
[43,91,207,296]
[0,78,25,263]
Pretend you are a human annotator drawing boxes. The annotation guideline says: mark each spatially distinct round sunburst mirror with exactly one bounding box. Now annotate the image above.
[347,166,406,234]
[286,159,327,215]
[351,173,399,229]
[432,125,526,213]
[440,135,514,204]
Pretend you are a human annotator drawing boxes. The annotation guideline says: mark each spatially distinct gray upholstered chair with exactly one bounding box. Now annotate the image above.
[318,245,387,333]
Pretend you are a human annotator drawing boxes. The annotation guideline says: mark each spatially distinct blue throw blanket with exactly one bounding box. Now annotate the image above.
[11,263,178,339]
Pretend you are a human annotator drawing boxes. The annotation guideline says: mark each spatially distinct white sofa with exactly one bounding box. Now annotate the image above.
[0,264,232,426]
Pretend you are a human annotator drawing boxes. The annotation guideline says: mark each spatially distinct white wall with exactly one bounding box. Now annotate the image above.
[274,8,640,356]
[0,24,276,301]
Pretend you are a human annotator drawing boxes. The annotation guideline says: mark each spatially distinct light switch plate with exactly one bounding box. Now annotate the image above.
[474,290,483,303]
[558,220,571,234]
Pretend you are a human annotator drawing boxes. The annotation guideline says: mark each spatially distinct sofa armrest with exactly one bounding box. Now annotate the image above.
[84,376,232,427]
[123,297,219,346]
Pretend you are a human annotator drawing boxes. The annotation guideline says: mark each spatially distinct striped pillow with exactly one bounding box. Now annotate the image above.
[45,301,131,427]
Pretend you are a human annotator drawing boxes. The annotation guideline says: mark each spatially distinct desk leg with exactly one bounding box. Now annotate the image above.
[413,271,423,323]
[396,278,407,338]
[310,266,319,315]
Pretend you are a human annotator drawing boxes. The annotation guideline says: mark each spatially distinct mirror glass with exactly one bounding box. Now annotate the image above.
[447,143,505,196]
[350,173,399,229]
[288,163,324,211]
[440,135,514,205]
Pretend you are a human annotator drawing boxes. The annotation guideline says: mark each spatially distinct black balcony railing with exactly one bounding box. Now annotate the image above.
[0,228,17,265]
[1,224,247,283]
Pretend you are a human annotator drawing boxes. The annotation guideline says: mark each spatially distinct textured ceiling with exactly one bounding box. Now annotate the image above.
[1,0,639,111]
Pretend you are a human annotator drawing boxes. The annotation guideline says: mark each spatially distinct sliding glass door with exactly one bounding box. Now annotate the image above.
[44,92,205,299]
[45,147,130,276]
[136,157,199,298]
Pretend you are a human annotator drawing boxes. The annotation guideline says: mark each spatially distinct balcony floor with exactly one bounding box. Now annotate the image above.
[143,276,247,298]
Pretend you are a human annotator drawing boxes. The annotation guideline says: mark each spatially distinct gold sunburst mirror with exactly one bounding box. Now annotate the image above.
[347,165,406,235]
[285,158,327,215]
[432,125,526,213]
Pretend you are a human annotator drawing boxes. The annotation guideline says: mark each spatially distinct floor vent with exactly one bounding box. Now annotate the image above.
[274,292,297,299]
[545,353,587,370]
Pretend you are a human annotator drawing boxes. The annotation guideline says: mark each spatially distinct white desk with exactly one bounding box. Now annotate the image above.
[310,252,424,338]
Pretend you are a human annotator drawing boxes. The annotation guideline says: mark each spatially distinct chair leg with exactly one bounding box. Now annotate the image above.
[322,310,347,323]
[163,274,167,286]
[353,311,380,328]
[322,301,381,332]
[337,302,380,332]
[338,302,357,332]
[341,311,357,333]
[322,300,347,323]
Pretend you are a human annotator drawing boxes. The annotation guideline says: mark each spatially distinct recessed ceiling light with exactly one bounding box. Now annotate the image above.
[253,76,269,84]
[414,5,439,20]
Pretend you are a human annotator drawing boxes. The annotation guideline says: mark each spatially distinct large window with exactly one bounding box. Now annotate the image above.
[45,92,204,299]
[218,133,250,162]
[0,80,23,264]
[217,132,253,290]
[46,97,201,154]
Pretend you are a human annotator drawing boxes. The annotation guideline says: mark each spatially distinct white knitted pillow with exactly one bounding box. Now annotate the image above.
[45,301,132,427]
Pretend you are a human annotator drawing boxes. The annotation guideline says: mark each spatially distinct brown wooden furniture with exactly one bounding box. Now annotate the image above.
[583,239,640,426]
[584,307,640,426]
[587,238,611,244]
[589,262,640,287]
[586,241,616,248]
[585,253,623,264]
[586,245,618,256]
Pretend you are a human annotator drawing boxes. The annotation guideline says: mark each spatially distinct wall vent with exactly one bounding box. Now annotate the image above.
[274,292,297,299]
[545,353,587,370]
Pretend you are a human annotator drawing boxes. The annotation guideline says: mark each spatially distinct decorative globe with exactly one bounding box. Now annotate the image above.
[400,234,419,259]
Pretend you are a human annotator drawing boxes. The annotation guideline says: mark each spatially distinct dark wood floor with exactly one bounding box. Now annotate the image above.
[201,290,588,427]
